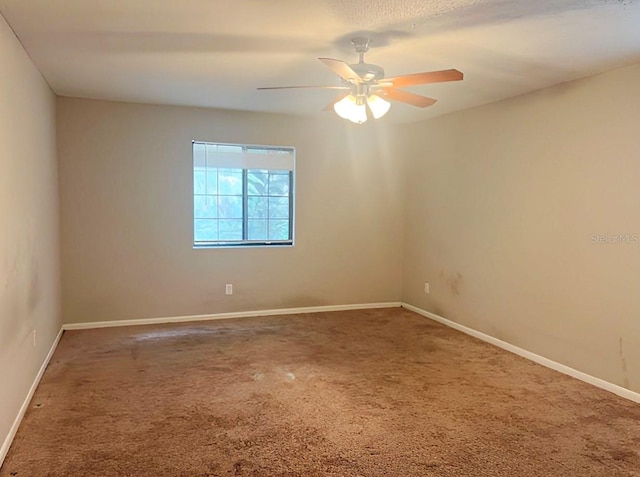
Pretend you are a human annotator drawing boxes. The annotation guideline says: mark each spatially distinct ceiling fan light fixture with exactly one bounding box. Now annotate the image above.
[334,94,368,124]
[367,94,391,119]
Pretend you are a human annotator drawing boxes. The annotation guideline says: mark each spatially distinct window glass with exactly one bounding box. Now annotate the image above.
[193,142,295,247]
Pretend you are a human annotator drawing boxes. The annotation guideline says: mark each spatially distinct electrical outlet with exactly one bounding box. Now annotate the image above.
[424,282,430,294]
[225,284,233,295]
[32,329,37,348]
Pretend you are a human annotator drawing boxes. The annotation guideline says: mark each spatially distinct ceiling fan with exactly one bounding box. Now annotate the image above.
[258,37,463,124]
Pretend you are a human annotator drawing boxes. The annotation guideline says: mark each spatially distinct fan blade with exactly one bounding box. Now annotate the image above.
[321,93,350,112]
[257,85,350,90]
[385,69,463,88]
[318,58,363,84]
[379,89,437,108]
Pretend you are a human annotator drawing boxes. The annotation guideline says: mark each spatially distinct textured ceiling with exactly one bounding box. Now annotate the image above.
[1,0,639,123]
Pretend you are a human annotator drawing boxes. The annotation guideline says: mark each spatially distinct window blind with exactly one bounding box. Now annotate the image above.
[193,142,295,171]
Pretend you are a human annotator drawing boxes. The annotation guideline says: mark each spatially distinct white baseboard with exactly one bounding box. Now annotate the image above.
[402,303,640,404]
[62,302,402,331]
[1,327,64,467]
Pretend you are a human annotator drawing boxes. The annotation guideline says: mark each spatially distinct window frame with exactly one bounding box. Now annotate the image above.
[192,141,295,249]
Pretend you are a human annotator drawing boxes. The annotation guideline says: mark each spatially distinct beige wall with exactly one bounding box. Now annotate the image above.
[401,63,640,392]
[0,14,61,456]
[57,98,404,324]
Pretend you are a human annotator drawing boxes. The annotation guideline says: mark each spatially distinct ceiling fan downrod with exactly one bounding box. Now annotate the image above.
[351,37,370,64]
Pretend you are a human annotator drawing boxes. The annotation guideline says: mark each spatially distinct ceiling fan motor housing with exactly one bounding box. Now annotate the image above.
[349,62,385,82]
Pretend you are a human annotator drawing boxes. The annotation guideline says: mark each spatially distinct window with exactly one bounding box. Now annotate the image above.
[193,141,295,247]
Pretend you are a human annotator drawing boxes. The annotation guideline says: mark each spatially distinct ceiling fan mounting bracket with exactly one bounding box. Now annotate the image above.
[351,37,370,55]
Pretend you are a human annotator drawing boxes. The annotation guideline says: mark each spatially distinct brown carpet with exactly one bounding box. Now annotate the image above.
[2,308,640,477]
